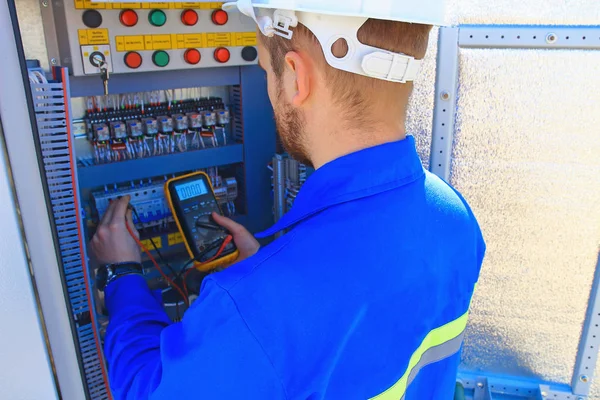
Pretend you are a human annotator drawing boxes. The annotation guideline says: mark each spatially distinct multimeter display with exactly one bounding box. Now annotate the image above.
[166,173,238,266]
[175,180,208,201]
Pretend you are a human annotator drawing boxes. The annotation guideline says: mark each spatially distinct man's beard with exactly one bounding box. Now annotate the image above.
[274,87,311,167]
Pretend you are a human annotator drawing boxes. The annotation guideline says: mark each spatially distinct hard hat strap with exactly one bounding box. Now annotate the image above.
[298,11,423,83]
[223,1,423,83]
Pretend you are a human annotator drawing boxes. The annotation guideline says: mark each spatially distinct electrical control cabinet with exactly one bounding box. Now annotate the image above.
[19,0,275,388]
[49,0,258,76]
[23,57,275,398]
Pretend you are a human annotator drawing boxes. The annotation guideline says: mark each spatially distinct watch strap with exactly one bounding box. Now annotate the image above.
[98,262,143,291]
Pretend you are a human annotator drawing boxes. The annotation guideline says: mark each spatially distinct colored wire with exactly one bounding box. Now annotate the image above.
[125,220,189,306]
[175,237,227,282]
[129,206,183,317]
[182,235,232,298]
[130,207,178,278]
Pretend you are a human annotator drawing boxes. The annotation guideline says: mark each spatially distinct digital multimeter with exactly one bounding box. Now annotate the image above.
[165,172,239,272]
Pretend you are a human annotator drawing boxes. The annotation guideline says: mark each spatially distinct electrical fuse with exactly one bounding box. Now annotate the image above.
[216,110,230,125]
[203,112,217,128]
[110,121,128,140]
[143,118,158,136]
[157,116,173,134]
[126,120,144,138]
[173,114,189,132]
[93,123,110,141]
[187,113,203,129]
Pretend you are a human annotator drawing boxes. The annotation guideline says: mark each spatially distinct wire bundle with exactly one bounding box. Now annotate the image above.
[126,206,232,311]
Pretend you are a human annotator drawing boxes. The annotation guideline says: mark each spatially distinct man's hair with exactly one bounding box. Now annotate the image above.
[262,19,432,119]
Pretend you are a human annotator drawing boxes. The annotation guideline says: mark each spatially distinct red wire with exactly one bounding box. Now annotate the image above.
[125,221,190,306]
[183,235,233,298]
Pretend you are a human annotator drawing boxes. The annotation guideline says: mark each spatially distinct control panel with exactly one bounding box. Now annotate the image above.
[52,1,258,76]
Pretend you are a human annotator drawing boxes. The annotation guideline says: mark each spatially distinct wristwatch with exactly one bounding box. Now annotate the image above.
[96,262,143,291]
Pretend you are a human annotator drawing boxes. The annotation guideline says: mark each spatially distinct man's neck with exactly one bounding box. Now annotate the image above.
[308,122,407,169]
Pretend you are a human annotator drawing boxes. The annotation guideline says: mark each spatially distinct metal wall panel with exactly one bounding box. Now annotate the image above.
[452,48,600,386]
[446,0,600,25]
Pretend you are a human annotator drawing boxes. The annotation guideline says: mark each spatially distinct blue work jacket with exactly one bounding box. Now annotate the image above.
[105,136,485,400]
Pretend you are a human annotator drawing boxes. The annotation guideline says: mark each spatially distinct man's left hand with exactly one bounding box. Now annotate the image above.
[91,196,142,265]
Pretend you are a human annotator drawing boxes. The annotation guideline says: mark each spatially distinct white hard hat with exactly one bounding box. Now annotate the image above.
[224,0,447,83]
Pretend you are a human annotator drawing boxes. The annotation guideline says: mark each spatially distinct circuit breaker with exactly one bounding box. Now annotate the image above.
[49,1,258,76]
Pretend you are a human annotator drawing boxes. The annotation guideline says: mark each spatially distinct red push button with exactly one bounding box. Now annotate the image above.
[184,49,201,65]
[119,9,138,27]
[212,9,229,25]
[124,51,143,69]
[214,47,230,63]
[181,9,198,26]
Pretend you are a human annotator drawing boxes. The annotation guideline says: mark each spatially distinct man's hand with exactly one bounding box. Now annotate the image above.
[91,196,142,264]
[212,213,260,262]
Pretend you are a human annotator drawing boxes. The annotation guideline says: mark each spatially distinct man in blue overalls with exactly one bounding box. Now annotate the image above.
[91,1,485,398]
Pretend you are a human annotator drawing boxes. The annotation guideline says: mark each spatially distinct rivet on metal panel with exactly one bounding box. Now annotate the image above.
[540,391,547,398]
[580,375,589,383]
[41,0,48,7]
[477,382,484,388]
[50,58,57,65]
[546,33,558,44]
[430,27,459,182]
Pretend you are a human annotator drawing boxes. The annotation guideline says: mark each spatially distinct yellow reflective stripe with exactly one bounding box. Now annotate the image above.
[369,311,470,400]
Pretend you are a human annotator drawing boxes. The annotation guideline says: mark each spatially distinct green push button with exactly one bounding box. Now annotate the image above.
[148,9,167,26]
[152,50,170,67]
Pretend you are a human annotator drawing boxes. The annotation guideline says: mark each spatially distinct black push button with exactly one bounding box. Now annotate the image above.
[241,46,258,62]
[82,10,103,28]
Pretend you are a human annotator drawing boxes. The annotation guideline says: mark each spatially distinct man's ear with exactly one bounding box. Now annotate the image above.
[283,51,311,107]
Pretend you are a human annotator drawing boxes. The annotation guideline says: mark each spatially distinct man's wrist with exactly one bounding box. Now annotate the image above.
[97,262,143,291]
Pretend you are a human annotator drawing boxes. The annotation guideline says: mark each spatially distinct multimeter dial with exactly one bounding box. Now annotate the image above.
[167,174,236,262]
